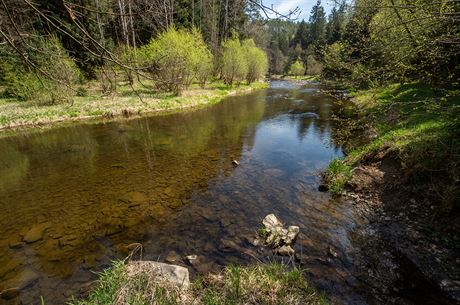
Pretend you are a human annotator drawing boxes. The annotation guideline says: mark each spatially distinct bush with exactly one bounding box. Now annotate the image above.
[242,39,268,84]
[289,61,305,76]
[0,35,81,104]
[139,28,213,95]
[220,37,248,85]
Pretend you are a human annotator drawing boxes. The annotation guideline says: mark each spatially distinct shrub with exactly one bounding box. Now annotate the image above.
[139,28,213,95]
[220,37,248,85]
[242,39,268,84]
[289,61,305,76]
[0,35,81,104]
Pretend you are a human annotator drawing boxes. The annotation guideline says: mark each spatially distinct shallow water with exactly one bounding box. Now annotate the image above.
[0,81,368,304]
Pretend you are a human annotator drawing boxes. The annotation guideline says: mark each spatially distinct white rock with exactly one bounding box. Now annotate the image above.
[125,261,190,288]
[277,245,295,256]
[262,214,283,231]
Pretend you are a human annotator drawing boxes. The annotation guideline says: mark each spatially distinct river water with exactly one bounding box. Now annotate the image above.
[0,81,370,304]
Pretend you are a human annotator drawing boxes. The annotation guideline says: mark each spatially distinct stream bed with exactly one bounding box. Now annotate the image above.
[0,80,373,304]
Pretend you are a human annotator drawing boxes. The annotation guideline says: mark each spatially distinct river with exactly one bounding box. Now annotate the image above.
[0,80,372,304]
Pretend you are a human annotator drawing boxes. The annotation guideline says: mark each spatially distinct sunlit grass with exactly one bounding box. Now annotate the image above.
[0,80,268,130]
[69,261,329,305]
[326,82,460,207]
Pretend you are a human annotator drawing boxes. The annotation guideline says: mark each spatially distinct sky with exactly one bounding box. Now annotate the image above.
[264,0,335,20]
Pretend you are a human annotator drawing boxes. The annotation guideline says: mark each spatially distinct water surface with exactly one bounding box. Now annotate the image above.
[0,81,366,304]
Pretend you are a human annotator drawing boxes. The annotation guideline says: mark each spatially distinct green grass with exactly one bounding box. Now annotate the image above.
[325,159,353,195]
[69,262,329,305]
[326,83,460,210]
[0,80,268,131]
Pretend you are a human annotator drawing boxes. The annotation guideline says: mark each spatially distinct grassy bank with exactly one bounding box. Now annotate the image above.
[70,262,328,305]
[0,80,267,131]
[325,83,460,209]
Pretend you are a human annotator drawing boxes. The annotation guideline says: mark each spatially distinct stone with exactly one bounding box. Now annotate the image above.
[125,261,190,288]
[9,268,40,289]
[262,214,283,231]
[165,251,181,264]
[284,226,299,245]
[219,239,244,253]
[318,184,329,192]
[185,255,197,263]
[328,246,338,258]
[277,245,295,256]
[23,223,50,243]
[0,259,21,278]
[232,160,239,166]
[0,288,19,300]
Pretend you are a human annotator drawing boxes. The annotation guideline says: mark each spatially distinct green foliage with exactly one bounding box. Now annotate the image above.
[220,37,248,85]
[325,159,352,194]
[139,28,213,94]
[289,61,305,76]
[242,39,268,83]
[0,35,81,105]
[342,83,460,212]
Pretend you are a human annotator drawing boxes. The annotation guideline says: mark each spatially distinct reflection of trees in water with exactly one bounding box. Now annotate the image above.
[0,91,267,293]
[0,144,29,191]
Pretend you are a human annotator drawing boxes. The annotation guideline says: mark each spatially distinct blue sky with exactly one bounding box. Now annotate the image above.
[264,0,335,20]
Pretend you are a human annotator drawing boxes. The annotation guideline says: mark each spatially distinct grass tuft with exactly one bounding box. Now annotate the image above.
[69,262,329,305]
[325,159,353,194]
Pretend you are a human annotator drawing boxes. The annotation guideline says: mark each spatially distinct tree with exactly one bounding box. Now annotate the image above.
[220,36,248,85]
[242,39,268,83]
[308,0,327,47]
[289,61,305,76]
[138,28,213,94]
[326,2,347,45]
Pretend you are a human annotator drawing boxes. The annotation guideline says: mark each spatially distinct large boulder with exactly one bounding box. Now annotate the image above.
[125,261,190,288]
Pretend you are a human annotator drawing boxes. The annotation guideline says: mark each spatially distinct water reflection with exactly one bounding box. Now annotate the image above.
[0,81,364,304]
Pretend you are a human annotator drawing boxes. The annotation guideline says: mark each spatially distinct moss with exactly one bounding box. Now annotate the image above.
[69,262,329,305]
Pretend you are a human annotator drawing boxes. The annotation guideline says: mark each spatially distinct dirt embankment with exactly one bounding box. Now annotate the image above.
[342,146,459,304]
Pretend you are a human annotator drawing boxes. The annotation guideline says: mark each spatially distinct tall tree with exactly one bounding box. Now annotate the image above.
[308,0,327,47]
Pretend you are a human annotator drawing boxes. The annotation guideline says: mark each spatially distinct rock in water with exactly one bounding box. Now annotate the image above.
[277,245,295,256]
[284,226,300,245]
[165,251,181,264]
[0,288,19,300]
[232,160,239,166]
[261,214,300,256]
[262,214,283,231]
[23,223,50,243]
[125,261,190,288]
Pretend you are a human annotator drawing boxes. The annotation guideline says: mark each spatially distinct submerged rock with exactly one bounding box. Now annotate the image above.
[277,245,295,256]
[0,288,19,300]
[165,251,181,264]
[125,261,190,288]
[23,223,50,243]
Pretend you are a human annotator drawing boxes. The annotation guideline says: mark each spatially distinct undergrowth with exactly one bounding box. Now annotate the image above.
[69,262,329,305]
[326,82,460,212]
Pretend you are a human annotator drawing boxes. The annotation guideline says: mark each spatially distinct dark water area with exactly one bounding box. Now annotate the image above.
[0,81,370,304]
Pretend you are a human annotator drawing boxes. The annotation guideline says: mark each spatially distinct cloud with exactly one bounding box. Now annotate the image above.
[275,0,306,16]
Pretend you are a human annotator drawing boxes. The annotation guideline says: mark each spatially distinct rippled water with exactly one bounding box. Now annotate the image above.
[0,81,368,304]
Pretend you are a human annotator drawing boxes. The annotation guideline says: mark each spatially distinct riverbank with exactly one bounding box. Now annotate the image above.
[324,82,460,302]
[70,261,328,305]
[0,80,268,131]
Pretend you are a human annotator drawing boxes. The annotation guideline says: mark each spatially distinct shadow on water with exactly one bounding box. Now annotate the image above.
[1,80,369,304]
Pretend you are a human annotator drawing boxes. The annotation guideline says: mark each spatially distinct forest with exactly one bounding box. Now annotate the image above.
[1,0,459,102]
[0,0,459,304]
